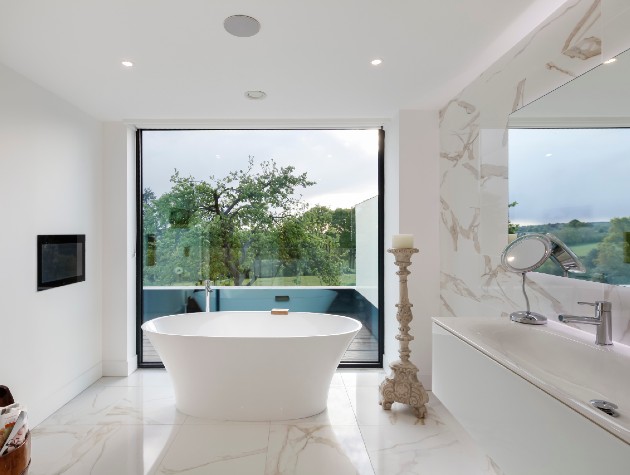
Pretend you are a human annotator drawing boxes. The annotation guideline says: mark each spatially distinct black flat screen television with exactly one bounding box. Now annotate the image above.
[37,235,85,291]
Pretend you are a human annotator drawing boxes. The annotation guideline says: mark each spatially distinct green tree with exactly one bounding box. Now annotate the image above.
[567,219,590,228]
[332,208,356,270]
[277,206,345,285]
[595,217,630,284]
[159,157,315,285]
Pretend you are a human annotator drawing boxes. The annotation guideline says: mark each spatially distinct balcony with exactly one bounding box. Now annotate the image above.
[141,286,379,365]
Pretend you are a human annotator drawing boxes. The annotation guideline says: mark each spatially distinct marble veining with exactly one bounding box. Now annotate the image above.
[29,369,501,475]
[545,61,578,76]
[265,424,372,475]
[562,0,601,58]
[438,0,630,347]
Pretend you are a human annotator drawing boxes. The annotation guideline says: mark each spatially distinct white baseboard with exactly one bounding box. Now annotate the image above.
[31,362,102,428]
[102,355,138,377]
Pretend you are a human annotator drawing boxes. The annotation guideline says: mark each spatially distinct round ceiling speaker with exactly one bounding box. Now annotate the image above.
[224,15,261,37]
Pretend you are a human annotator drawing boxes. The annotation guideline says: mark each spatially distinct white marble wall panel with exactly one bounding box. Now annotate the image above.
[439,0,630,346]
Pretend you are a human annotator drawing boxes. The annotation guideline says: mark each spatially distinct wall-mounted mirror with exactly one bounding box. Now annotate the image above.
[508,48,630,286]
[501,233,585,324]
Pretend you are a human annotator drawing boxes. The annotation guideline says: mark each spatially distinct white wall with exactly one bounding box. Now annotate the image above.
[0,63,103,426]
[102,123,137,376]
[384,111,440,388]
[384,115,400,370]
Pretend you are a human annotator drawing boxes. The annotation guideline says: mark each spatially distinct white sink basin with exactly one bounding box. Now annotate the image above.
[433,317,630,444]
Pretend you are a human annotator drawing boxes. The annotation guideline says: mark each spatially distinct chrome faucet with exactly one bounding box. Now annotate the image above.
[204,280,214,312]
[558,301,612,346]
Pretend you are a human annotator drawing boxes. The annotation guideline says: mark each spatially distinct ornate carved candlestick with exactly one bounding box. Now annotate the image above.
[379,247,429,418]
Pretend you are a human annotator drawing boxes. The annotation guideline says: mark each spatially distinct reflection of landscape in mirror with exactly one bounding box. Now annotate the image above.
[142,129,379,288]
[509,128,630,284]
[508,48,630,285]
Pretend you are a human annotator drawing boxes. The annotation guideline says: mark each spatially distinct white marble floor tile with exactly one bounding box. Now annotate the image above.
[346,385,424,427]
[40,385,185,426]
[40,385,133,426]
[329,373,345,387]
[183,415,270,426]
[266,424,373,475]
[31,369,498,475]
[428,397,504,475]
[105,386,186,425]
[30,424,179,475]
[356,392,502,475]
[155,424,270,474]
[339,369,386,388]
[278,387,357,426]
[361,422,494,475]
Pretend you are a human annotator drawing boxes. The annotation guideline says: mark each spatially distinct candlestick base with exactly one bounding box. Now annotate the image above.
[379,360,428,418]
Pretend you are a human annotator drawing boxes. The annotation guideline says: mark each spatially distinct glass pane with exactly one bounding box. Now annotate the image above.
[140,129,381,364]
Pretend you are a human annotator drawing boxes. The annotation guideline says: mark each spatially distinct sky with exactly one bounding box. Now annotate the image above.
[142,129,379,210]
[509,128,630,225]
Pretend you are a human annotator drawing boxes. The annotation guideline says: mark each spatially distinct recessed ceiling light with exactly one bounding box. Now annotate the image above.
[121,61,134,68]
[603,57,617,64]
[371,58,383,66]
[224,15,261,37]
[545,153,553,157]
[245,90,266,100]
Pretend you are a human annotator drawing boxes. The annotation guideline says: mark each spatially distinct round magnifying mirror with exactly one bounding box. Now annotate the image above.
[547,234,586,275]
[501,234,552,273]
[501,233,552,325]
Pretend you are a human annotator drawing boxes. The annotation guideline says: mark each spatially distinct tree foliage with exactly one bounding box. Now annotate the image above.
[142,157,356,287]
[595,217,630,284]
[517,218,630,284]
[277,206,346,285]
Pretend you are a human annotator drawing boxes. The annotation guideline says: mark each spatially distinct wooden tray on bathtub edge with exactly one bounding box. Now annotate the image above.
[0,431,31,475]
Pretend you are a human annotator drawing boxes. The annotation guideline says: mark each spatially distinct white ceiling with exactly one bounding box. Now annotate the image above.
[0,1,566,122]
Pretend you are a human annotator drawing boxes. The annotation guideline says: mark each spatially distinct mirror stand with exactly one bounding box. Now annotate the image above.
[510,272,547,325]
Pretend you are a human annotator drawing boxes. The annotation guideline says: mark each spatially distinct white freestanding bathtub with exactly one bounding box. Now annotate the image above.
[142,311,361,421]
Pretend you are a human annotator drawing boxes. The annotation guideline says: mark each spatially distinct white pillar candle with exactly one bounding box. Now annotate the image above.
[392,234,414,249]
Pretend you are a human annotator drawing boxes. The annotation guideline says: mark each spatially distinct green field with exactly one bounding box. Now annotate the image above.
[159,274,357,287]
[567,242,599,257]
[247,274,356,286]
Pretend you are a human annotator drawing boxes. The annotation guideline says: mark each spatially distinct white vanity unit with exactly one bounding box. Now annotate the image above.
[432,317,630,475]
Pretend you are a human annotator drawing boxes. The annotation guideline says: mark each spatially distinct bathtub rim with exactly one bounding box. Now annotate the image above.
[142,311,363,339]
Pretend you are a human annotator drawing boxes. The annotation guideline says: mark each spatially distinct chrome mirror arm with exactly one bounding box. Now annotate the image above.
[509,272,547,325]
